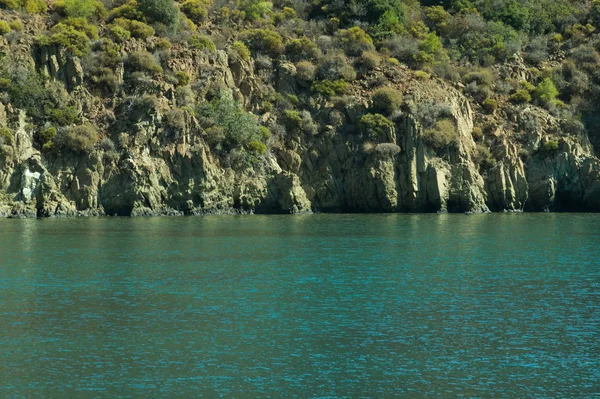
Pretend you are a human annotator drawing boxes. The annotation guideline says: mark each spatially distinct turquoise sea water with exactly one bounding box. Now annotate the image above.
[0,214,599,398]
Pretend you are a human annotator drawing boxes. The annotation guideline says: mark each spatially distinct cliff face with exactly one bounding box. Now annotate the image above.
[2,35,600,217]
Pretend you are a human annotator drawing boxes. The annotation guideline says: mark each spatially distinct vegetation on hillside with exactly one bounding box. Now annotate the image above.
[1,0,600,156]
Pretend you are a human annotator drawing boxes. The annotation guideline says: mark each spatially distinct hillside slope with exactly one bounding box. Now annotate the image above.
[1,1,600,216]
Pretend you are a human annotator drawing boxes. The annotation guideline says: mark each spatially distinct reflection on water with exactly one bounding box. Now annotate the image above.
[1,214,599,398]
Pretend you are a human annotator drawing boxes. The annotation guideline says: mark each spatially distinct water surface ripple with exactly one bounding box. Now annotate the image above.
[0,214,599,398]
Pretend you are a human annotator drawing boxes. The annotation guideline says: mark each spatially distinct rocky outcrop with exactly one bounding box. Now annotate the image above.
[2,42,600,217]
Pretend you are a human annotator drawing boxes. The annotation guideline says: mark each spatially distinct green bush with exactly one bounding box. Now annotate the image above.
[231,41,250,62]
[285,37,320,62]
[163,107,187,132]
[311,79,348,97]
[188,34,215,52]
[113,18,154,39]
[196,90,261,151]
[259,126,271,141]
[359,113,394,138]
[64,0,99,19]
[422,119,459,152]
[9,19,23,31]
[0,127,13,145]
[109,25,131,42]
[138,0,179,27]
[371,87,402,115]
[126,51,162,75]
[37,25,86,56]
[510,90,532,104]
[47,105,79,126]
[0,21,11,35]
[337,26,374,57]
[542,139,559,154]
[242,0,272,21]
[534,78,559,104]
[295,61,316,82]
[242,29,284,57]
[356,51,381,71]
[36,126,57,151]
[482,98,498,113]
[175,71,190,86]
[0,0,20,9]
[109,0,143,21]
[154,38,171,50]
[463,69,495,86]
[59,124,98,153]
[247,139,267,154]
[181,0,211,24]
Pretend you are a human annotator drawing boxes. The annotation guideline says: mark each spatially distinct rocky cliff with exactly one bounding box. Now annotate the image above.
[1,21,600,217]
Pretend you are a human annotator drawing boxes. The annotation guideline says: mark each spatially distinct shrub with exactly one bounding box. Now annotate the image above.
[381,36,419,66]
[359,113,394,138]
[12,0,48,14]
[285,37,320,62]
[163,107,187,132]
[126,51,162,75]
[259,126,271,141]
[0,127,13,145]
[109,0,143,21]
[422,119,459,152]
[317,52,353,81]
[41,23,92,56]
[232,41,250,61]
[47,105,79,126]
[176,85,195,106]
[242,29,284,57]
[154,38,171,50]
[482,98,498,113]
[463,69,494,86]
[247,139,267,154]
[283,110,302,130]
[138,0,179,27]
[64,0,99,19]
[36,126,57,151]
[371,87,402,115]
[0,0,20,9]
[188,34,215,52]
[534,78,559,104]
[113,18,154,39]
[9,19,23,31]
[414,70,430,79]
[295,61,316,82]
[281,110,317,135]
[181,0,211,24]
[474,144,494,169]
[0,21,11,35]
[337,26,374,56]
[242,0,272,21]
[357,51,381,71]
[471,126,483,141]
[374,143,401,157]
[110,25,131,42]
[311,79,348,97]
[541,139,559,154]
[175,71,190,86]
[510,90,532,104]
[196,89,260,151]
[59,124,98,153]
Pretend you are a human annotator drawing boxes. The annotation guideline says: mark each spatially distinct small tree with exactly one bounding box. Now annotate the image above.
[534,78,559,104]
[371,87,403,115]
[64,0,96,19]
[138,0,179,27]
